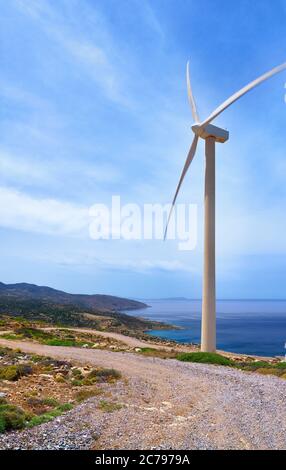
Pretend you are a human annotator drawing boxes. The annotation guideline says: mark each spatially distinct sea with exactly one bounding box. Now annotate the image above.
[125,299,286,358]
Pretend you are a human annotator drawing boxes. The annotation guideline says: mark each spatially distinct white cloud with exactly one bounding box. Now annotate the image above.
[0,148,122,188]
[34,250,194,273]
[0,150,48,183]
[0,186,89,236]
[103,258,195,273]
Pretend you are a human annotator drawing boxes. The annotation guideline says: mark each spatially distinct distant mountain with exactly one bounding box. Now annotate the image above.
[0,282,147,312]
[0,282,169,334]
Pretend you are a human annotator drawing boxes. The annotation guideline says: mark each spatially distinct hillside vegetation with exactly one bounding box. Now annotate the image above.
[0,282,147,311]
[0,282,170,336]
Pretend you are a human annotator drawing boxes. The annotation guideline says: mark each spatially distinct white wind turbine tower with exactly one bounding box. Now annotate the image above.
[165,61,286,353]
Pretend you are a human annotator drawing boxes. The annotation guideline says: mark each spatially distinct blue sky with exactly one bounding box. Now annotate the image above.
[0,0,285,298]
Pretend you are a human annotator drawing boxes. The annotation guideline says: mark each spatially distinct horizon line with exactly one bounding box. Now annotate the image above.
[138,298,286,302]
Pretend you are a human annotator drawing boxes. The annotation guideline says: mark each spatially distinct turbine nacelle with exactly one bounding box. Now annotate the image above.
[191,123,229,144]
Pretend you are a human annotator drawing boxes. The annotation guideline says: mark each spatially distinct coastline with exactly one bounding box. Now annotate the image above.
[124,301,286,361]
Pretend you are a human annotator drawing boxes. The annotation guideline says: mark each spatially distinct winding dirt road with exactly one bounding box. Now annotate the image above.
[0,337,286,449]
[0,327,195,352]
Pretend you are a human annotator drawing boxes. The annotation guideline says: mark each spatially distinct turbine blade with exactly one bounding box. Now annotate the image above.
[200,61,286,128]
[164,134,199,240]
[187,61,200,123]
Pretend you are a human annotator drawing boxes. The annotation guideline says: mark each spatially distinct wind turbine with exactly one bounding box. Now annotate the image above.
[165,61,286,353]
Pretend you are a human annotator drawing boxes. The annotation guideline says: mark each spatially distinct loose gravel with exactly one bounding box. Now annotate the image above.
[0,339,286,450]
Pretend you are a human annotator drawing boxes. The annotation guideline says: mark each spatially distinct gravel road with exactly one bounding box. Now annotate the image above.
[0,326,194,352]
[0,338,286,450]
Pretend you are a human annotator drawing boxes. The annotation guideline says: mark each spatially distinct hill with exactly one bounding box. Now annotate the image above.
[0,282,169,335]
[0,282,147,312]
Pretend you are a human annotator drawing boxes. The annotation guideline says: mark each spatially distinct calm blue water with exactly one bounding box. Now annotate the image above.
[127,300,286,357]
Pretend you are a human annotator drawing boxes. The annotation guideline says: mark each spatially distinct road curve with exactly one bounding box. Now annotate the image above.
[0,338,286,449]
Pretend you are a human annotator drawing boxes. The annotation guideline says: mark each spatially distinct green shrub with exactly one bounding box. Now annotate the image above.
[26,403,73,428]
[14,317,29,323]
[139,347,156,353]
[27,414,54,427]
[41,397,60,407]
[0,416,5,433]
[176,352,233,366]
[1,334,22,340]
[275,362,286,369]
[0,364,34,381]
[30,354,44,363]
[88,368,122,381]
[0,348,8,357]
[237,361,271,371]
[85,369,98,379]
[98,400,122,413]
[44,339,77,347]
[15,327,53,340]
[26,390,37,397]
[47,408,62,418]
[71,379,84,387]
[55,375,66,383]
[81,377,97,386]
[56,403,73,412]
[2,328,53,342]
[0,404,28,432]
[71,368,83,378]
[75,388,102,403]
